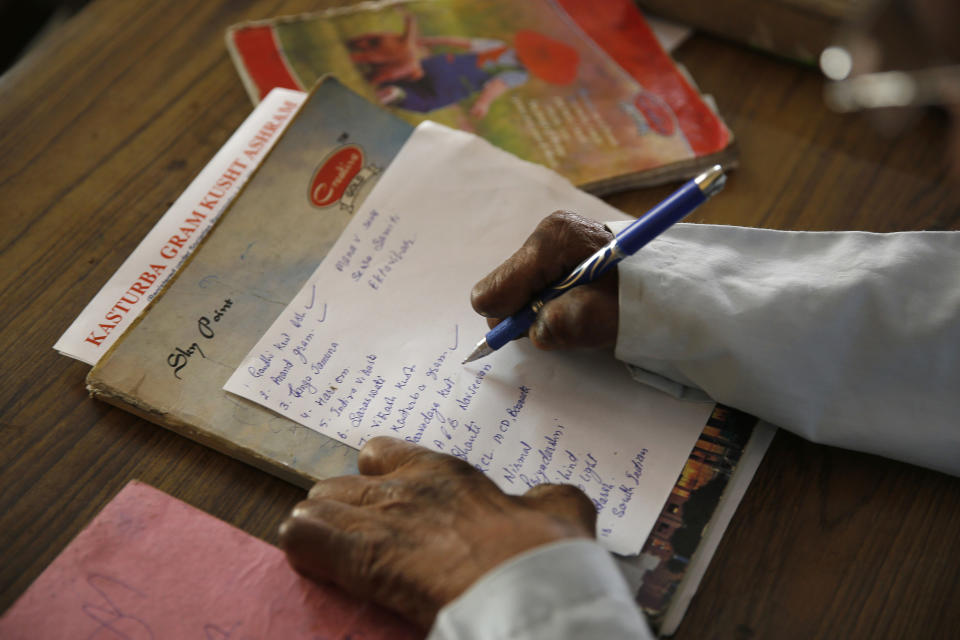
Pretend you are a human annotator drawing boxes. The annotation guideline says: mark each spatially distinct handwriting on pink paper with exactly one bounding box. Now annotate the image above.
[0,482,421,640]
[82,573,154,639]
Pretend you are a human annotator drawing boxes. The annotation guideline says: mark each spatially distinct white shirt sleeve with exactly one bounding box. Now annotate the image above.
[429,539,653,640]
[609,222,960,477]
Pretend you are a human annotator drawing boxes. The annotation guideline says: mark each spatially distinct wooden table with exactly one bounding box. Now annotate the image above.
[2,1,958,637]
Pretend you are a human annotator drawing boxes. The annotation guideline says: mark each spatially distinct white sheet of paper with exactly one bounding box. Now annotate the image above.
[225,122,712,554]
[646,13,693,53]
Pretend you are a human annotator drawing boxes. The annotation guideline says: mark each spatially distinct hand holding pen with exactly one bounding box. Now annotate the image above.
[465,165,726,363]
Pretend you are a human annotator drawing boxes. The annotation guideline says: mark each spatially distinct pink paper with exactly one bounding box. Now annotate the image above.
[0,481,420,639]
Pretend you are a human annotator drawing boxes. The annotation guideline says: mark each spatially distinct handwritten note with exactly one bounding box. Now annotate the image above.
[0,482,419,639]
[225,123,713,555]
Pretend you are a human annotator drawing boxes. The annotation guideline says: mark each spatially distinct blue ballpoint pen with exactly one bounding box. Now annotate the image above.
[462,164,727,364]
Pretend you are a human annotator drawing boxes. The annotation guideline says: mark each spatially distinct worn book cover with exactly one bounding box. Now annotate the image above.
[226,0,736,195]
[87,76,413,484]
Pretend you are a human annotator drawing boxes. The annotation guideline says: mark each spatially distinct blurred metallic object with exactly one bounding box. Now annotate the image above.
[823,63,960,112]
[820,0,960,113]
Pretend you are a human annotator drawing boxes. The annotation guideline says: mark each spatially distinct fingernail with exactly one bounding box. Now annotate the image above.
[531,321,552,349]
[291,505,310,520]
[277,518,293,545]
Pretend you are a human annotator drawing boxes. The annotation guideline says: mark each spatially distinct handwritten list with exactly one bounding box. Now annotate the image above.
[225,123,712,555]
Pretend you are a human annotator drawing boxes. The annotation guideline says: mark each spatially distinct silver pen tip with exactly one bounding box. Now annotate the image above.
[694,164,726,198]
[462,338,493,364]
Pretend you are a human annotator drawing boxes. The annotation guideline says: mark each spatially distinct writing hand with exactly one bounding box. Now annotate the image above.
[471,211,619,350]
[279,436,596,629]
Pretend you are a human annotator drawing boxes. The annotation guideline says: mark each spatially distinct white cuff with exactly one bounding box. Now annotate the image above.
[429,539,653,640]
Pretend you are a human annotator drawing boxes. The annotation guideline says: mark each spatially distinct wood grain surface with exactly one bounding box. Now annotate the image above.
[1,1,958,637]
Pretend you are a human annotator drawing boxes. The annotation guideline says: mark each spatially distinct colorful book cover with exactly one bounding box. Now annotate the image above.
[626,405,774,635]
[226,0,736,194]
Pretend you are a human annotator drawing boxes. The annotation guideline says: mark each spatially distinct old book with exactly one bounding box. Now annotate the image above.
[225,0,737,195]
[87,76,412,484]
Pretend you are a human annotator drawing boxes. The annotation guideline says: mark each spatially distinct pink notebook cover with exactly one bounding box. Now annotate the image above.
[0,481,420,639]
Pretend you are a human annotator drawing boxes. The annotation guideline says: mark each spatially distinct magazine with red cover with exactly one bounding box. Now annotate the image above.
[226,0,736,194]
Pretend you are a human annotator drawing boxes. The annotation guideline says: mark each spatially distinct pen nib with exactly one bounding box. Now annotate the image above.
[462,338,493,364]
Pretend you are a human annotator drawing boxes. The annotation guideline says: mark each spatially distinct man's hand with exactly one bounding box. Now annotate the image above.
[471,211,619,351]
[280,436,596,630]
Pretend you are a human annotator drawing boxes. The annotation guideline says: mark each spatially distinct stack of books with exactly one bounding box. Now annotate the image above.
[47,1,774,635]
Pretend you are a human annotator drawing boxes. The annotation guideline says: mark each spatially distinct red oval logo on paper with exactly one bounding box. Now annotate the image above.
[309,145,364,208]
[633,92,676,137]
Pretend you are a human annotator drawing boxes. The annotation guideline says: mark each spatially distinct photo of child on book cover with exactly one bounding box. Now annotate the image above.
[347,13,578,120]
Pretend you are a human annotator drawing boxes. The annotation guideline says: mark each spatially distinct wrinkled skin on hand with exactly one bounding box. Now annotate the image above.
[280,436,597,630]
[471,210,620,351]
